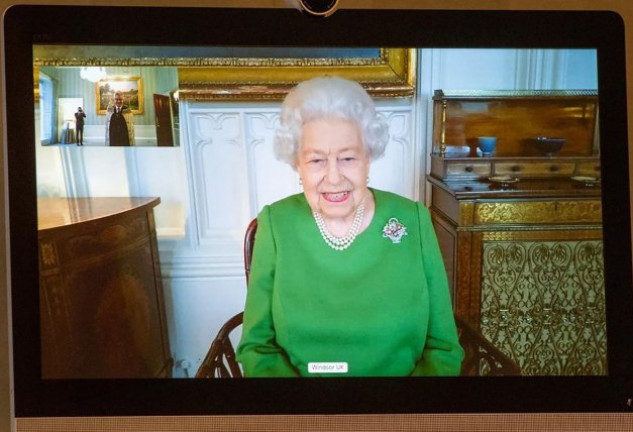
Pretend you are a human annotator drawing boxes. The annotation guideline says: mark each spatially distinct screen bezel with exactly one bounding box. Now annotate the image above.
[4,5,633,417]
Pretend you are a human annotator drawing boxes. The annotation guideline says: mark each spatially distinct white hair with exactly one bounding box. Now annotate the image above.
[274,76,389,167]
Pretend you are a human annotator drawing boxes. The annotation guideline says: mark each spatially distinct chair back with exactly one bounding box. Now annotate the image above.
[196,217,521,377]
[454,315,521,376]
[194,220,257,378]
[244,218,258,283]
[195,312,243,378]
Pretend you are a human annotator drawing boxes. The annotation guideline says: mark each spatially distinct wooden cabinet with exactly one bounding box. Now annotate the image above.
[428,90,606,375]
[431,155,600,181]
[432,89,599,159]
[38,197,172,378]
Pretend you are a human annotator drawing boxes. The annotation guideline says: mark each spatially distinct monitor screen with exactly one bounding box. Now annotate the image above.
[4,5,633,418]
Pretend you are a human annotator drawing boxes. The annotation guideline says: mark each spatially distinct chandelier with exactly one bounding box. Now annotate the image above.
[80,67,106,82]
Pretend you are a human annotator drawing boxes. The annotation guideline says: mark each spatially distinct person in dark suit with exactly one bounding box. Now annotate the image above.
[105,91,135,146]
[74,107,86,145]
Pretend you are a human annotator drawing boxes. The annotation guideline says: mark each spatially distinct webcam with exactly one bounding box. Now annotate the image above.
[297,0,339,17]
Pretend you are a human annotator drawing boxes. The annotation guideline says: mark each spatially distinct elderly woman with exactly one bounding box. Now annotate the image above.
[236,77,464,377]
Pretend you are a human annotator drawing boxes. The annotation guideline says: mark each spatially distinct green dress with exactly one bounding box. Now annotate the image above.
[236,188,464,377]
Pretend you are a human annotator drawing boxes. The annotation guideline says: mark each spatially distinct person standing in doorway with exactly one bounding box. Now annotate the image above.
[74,107,86,146]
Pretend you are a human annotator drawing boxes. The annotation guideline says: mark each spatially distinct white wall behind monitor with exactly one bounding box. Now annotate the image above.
[2,1,633,431]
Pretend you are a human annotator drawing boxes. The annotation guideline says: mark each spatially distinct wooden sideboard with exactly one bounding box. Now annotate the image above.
[428,178,605,375]
[428,90,606,375]
[38,197,172,378]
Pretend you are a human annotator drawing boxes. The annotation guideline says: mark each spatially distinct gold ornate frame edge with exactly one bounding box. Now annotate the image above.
[34,48,416,101]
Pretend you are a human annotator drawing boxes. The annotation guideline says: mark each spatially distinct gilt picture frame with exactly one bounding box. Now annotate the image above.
[175,47,417,100]
[96,76,144,115]
[34,47,416,102]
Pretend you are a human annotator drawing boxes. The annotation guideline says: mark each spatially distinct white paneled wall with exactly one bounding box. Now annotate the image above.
[34,48,598,377]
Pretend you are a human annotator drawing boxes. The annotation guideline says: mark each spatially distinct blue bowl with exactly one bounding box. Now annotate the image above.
[534,137,565,155]
[477,136,497,155]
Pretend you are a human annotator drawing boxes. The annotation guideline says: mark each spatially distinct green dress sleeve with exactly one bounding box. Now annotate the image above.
[236,206,299,377]
[410,203,465,376]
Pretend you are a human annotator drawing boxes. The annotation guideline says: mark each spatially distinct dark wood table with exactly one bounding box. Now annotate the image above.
[38,197,172,378]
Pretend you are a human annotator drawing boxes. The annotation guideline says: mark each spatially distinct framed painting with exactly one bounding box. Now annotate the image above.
[96,76,144,115]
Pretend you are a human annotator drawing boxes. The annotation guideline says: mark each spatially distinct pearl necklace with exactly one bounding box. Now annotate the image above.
[313,201,365,251]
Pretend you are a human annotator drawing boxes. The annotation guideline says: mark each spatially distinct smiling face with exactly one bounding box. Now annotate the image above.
[296,118,372,226]
[114,92,124,108]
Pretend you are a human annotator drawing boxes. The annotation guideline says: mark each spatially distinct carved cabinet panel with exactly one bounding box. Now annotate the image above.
[429,180,605,376]
[479,236,606,375]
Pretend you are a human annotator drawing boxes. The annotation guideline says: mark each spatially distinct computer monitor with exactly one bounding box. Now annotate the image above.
[3,3,632,425]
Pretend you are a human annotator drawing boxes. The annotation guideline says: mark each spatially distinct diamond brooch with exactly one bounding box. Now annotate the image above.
[382,218,407,244]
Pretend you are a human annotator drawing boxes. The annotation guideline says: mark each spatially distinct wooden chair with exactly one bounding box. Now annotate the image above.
[196,218,520,378]
[195,311,244,378]
[454,315,520,376]
[195,219,256,379]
